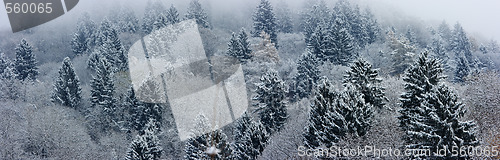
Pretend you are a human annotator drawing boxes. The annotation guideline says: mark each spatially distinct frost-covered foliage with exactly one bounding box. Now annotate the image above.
[274,2,293,33]
[186,0,210,28]
[254,69,288,133]
[141,1,166,34]
[387,30,416,76]
[343,59,387,110]
[293,52,319,100]
[126,119,163,160]
[14,39,38,81]
[51,57,82,109]
[252,31,279,63]
[184,129,232,160]
[166,5,180,25]
[231,113,268,159]
[253,0,278,46]
[227,29,252,63]
[300,0,330,44]
[399,52,478,158]
[71,13,97,55]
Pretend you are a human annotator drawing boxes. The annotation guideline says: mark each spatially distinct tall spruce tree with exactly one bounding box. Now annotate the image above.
[232,113,268,159]
[303,78,347,148]
[343,59,386,110]
[399,51,478,158]
[184,129,232,160]
[301,1,330,44]
[51,57,82,109]
[254,69,288,133]
[90,58,117,131]
[153,13,168,30]
[14,39,38,81]
[294,52,320,100]
[454,56,470,83]
[71,13,97,55]
[450,23,473,66]
[166,5,180,24]
[362,8,380,44]
[119,7,140,33]
[275,2,293,33]
[0,52,10,75]
[226,29,252,63]
[341,84,372,137]
[142,1,166,34]
[126,119,163,160]
[186,0,210,28]
[253,0,278,46]
[330,14,356,65]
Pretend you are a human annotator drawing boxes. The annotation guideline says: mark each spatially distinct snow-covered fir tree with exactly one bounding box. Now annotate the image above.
[71,12,97,55]
[254,69,288,133]
[142,0,166,34]
[226,29,252,63]
[166,5,180,25]
[454,55,470,83]
[399,51,478,158]
[152,13,168,30]
[253,0,278,46]
[14,39,38,81]
[51,57,82,109]
[186,0,210,28]
[301,1,330,44]
[450,22,474,66]
[343,59,387,110]
[405,26,418,46]
[387,30,416,76]
[330,14,356,65]
[437,21,452,42]
[303,78,347,148]
[487,39,499,53]
[0,52,11,75]
[90,58,117,131]
[333,0,368,49]
[119,8,140,33]
[361,8,380,44]
[342,83,372,137]
[232,113,268,159]
[306,22,333,63]
[91,19,128,72]
[0,65,20,100]
[275,2,293,33]
[126,119,163,160]
[191,113,211,137]
[294,52,320,100]
[124,86,163,132]
[184,129,232,160]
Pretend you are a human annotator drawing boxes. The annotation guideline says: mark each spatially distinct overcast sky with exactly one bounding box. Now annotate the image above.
[1,0,499,41]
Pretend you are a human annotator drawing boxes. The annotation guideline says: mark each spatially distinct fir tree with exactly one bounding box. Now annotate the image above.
[119,8,140,33]
[488,39,499,53]
[93,18,128,72]
[142,1,166,34]
[343,59,386,110]
[126,119,163,160]
[14,39,38,81]
[71,12,97,55]
[226,29,252,63]
[253,0,278,46]
[450,22,473,66]
[303,79,347,148]
[184,129,232,160]
[275,2,293,33]
[124,86,162,132]
[90,58,117,131]
[454,55,470,83]
[232,113,268,159]
[301,1,330,44]
[238,29,252,62]
[166,5,180,24]
[306,22,334,63]
[152,13,168,30]
[0,52,11,75]
[294,52,320,100]
[399,52,478,158]
[362,8,380,44]
[51,57,82,109]
[387,30,416,76]
[341,84,372,137]
[254,69,288,133]
[437,21,452,42]
[186,0,210,28]
[330,15,356,65]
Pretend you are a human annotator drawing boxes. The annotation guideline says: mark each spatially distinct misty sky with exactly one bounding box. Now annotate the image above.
[1,0,499,41]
